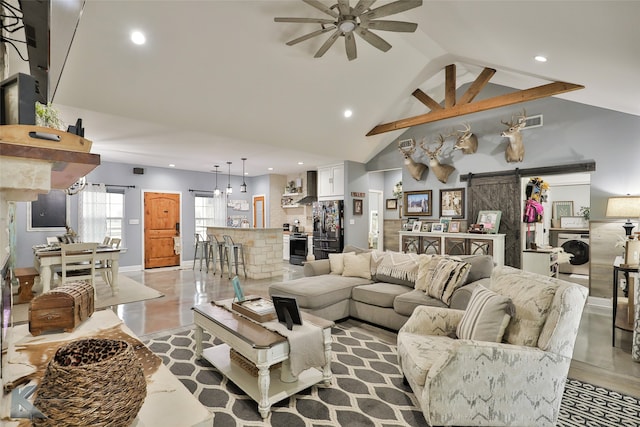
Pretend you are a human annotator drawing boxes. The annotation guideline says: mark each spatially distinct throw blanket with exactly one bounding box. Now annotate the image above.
[214,299,326,378]
[376,252,423,283]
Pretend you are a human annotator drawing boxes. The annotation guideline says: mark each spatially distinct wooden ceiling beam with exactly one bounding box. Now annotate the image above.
[411,89,443,111]
[458,67,496,105]
[445,64,456,108]
[366,81,584,136]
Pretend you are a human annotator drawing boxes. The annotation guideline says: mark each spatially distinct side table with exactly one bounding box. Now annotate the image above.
[612,256,639,346]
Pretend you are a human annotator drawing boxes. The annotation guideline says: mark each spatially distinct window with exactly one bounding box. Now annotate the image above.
[105,191,125,239]
[195,196,215,238]
[79,186,125,244]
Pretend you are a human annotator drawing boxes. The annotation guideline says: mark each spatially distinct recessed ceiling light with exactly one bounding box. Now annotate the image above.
[268,167,273,171]
[298,161,304,165]
[344,109,353,118]
[169,164,175,168]
[534,55,547,63]
[131,31,146,45]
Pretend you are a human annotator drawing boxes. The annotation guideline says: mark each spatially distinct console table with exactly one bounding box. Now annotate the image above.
[398,231,505,266]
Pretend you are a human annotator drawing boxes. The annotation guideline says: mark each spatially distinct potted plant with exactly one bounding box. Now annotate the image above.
[35,102,65,130]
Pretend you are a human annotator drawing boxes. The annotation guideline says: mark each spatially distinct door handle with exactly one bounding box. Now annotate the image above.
[175,222,180,234]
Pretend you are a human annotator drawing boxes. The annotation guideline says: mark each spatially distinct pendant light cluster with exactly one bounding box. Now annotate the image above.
[214,159,249,195]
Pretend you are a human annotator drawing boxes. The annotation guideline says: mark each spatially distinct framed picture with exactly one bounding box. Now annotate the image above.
[412,221,422,232]
[27,190,69,231]
[449,221,461,233]
[439,188,465,219]
[431,223,444,232]
[552,201,573,219]
[404,190,432,217]
[353,199,363,215]
[439,216,452,232]
[386,198,398,210]
[421,222,431,232]
[477,210,502,234]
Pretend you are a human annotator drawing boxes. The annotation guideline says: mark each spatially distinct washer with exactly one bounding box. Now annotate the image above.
[558,233,590,275]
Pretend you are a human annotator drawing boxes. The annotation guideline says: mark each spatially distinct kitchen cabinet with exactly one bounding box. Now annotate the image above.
[399,232,505,266]
[522,248,559,277]
[318,163,344,200]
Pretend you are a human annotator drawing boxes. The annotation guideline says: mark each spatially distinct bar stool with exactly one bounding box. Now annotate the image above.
[193,233,209,271]
[207,234,226,275]
[223,235,246,279]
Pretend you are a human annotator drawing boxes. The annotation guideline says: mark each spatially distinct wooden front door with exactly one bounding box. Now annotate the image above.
[253,195,265,228]
[467,176,521,268]
[144,192,181,268]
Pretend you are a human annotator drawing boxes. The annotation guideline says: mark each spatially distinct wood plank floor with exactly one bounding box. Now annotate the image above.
[118,261,640,398]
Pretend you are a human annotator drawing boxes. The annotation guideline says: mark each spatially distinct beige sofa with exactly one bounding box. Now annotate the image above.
[397,266,588,426]
[268,246,494,331]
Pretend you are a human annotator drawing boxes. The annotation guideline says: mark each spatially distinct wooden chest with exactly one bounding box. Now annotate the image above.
[29,282,95,336]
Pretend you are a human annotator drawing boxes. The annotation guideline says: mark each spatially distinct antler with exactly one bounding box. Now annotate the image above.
[420,133,451,158]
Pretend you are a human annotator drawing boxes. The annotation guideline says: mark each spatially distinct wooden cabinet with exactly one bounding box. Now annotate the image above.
[522,249,559,277]
[398,232,505,266]
[318,163,344,200]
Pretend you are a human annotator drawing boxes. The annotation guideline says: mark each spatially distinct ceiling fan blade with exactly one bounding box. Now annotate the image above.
[362,20,418,32]
[345,32,357,61]
[274,17,335,24]
[355,27,392,52]
[286,26,336,46]
[337,0,351,16]
[303,0,339,18]
[314,29,342,58]
[353,0,377,16]
[361,0,423,21]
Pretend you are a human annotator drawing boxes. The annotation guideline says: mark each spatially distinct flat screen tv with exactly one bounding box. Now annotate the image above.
[0,73,37,125]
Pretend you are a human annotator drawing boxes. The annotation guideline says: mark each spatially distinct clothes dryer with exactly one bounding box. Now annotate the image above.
[558,233,590,275]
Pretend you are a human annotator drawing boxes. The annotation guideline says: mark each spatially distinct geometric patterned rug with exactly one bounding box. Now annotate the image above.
[144,324,640,427]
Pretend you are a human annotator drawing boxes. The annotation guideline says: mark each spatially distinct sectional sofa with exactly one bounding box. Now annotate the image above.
[268,246,495,331]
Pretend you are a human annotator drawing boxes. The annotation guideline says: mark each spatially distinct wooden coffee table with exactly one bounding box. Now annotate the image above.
[192,303,333,419]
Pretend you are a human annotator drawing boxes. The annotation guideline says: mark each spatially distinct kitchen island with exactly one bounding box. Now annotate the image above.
[207,227,283,279]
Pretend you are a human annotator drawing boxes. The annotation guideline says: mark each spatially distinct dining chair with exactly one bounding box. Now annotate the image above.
[58,242,99,297]
[97,237,122,286]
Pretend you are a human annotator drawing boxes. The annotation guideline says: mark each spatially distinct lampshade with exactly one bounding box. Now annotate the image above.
[226,161,233,194]
[606,196,640,236]
[240,157,247,193]
[213,165,220,196]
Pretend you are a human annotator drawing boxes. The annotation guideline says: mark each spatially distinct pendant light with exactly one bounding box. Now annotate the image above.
[240,157,247,193]
[213,165,220,196]
[226,161,233,194]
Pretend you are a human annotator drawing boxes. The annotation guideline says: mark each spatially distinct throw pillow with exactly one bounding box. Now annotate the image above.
[329,252,354,275]
[414,255,441,291]
[457,284,515,342]
[342,252,372,280]
[425,258,471,305]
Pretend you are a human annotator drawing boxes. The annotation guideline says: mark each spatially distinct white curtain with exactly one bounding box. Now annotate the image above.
[213,194,227,226]
[79,184,107,243]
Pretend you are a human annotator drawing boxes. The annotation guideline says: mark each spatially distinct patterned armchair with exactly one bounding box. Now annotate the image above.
[397,266,588,426]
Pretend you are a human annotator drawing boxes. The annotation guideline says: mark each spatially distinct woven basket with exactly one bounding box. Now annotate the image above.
[33,338,147,427]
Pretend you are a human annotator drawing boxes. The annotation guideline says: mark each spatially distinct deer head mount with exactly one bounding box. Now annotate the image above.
[500,109,527,163]
[419,134,456,184]
[398,138,427,181]
[452,123,478,154]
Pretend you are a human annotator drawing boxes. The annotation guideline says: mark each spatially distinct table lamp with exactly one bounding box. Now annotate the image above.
[605,196,640,236]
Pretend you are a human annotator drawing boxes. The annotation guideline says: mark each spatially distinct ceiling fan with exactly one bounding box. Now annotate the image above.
[274,0,423,61]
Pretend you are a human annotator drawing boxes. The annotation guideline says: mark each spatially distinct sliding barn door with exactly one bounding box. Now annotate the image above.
[467,176,521,268]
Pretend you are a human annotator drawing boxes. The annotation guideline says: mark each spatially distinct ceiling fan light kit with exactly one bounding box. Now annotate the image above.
[275,0,423,61]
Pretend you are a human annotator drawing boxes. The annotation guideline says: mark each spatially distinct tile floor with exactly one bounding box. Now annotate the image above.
[117,262,640,398]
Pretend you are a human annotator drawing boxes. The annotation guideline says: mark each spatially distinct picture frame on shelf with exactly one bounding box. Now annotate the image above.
[431,223,444,232]
[552,201,573,219]
[439,188,465,219]
[439,216,452,232]
[386,198,398,210]
[412,221,423,232]
[477,210,502,234]
[449,221,461,233]
[403,217,418,231]
[421,222,431,232]
[353,199,363,215]
[404,190,432,216]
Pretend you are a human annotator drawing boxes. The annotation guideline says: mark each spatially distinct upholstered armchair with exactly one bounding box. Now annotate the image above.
[397,266,588,426]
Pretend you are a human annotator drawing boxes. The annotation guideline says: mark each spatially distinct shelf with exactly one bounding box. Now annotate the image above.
[282,204,301,209]
[282,192,300,196]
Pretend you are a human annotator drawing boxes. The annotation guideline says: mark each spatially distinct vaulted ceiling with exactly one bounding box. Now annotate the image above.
[7,1,640,177]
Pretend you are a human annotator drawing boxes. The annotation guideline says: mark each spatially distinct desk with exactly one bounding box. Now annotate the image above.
[34,247,121,295]
[1,310,212,426]
[612,256,638,346]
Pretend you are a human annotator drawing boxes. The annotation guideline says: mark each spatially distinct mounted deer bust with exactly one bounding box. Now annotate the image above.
[501,109,527,163]
[453,123,478,154]
[420,135,455,184]
[398,139,427,181]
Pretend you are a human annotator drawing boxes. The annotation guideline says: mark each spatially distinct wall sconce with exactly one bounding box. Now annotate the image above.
[606,195,640,236]
[213,165,220,196]
[226,161,233,194]
[240,158,247,193]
